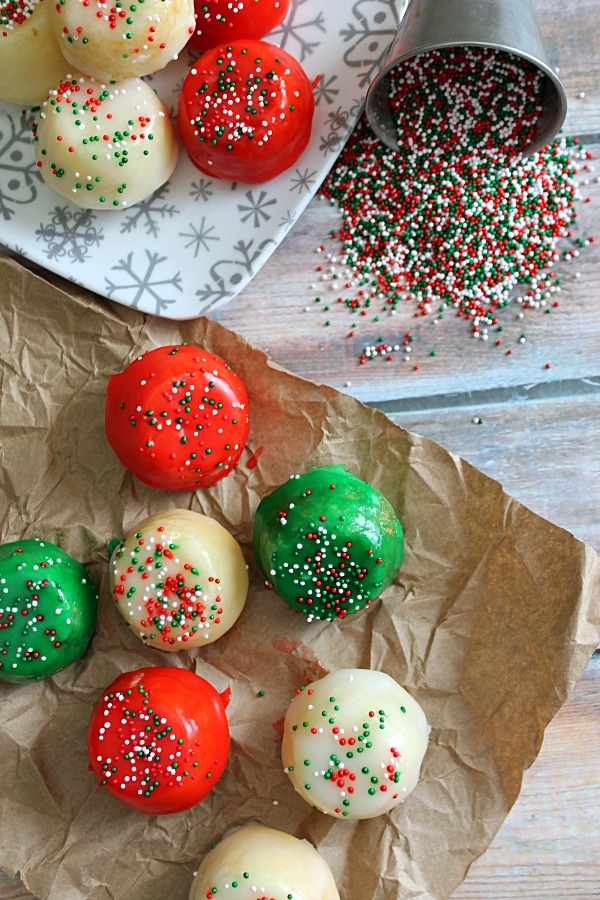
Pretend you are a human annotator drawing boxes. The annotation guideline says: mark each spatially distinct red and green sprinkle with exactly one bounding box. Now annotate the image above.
[316,46,594,366]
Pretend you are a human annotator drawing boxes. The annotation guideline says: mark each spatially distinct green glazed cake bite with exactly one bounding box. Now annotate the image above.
[0,538,98,684]
[252,465,404,621]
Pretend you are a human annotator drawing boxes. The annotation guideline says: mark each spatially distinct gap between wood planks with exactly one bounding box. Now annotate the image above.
[367,374,600,415]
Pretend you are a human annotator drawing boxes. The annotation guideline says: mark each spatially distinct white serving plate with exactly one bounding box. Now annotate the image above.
[0,0,405,319]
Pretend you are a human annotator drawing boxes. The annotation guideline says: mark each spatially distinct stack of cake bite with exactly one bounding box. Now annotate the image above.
[0,0,316,208]
[0,340,430,898]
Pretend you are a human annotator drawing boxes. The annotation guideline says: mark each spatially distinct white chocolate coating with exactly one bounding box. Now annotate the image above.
[33,74,178,209]
[110,509,248,650]
[189,825,340,900]
[0,0,69,105]
[50,0,195,81]
[282,668,429,820]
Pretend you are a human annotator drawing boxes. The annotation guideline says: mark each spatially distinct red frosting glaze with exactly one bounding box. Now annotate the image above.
[105,344,250,490]
[178,39,315,183]
[188,0,290,55]
[87,667,231,814]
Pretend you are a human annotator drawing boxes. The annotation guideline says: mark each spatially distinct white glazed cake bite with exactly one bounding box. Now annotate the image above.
[32,73,178,209]
[49,0,195,81]
[282,668,429,820]
[0,0,69,105]
[110,509,248,650]
[188,824,340,900]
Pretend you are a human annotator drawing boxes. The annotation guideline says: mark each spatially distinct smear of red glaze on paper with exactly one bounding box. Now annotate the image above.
[272,635,302,653]
[271,716,285,743]
[272,634,331,683]
[246,446,264,469]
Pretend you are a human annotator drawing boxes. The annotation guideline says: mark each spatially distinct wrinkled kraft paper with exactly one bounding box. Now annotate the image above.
[0,256,599,900]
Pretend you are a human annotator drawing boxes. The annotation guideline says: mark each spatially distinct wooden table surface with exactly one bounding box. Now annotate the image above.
[1,0,599,896]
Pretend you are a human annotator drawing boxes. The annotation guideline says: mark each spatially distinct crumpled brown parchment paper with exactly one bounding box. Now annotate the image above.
[0,255,598,900]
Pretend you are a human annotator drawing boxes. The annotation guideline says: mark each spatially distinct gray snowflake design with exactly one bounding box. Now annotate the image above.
[180,216,220,257]
[318,106,353,155]
[105,250,183,314]
[0,108,42,221]
[313,73,341,106]
[341,0,403,87]
[289,167,318,193]
[196,237,277,311]
[190,178,215,203]
[270,0,326,62]
[119,184,179,238]
[279,209,299,232]
[35,207,104,263]
[0,0,404,318]
[237,190,278,228]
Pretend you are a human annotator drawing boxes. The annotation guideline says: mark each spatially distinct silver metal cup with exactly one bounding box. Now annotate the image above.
[365,0,568,157]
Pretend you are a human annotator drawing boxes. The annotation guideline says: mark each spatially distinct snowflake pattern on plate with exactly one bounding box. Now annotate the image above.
[0,0,407,318]
[0,108,42,222]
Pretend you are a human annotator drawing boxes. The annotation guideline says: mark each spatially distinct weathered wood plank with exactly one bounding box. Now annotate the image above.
[389,393,600,551]
[451,655,600,898]
[538,0,600,135]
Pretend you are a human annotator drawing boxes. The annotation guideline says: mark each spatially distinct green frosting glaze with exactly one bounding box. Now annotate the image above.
[252,465,404,621]
[0,539,98,684]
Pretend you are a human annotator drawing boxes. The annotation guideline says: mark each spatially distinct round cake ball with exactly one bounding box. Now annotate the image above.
[252,465,404,621]
[178,39,315,183]
[0,0,70,106]
[0,538,97,684]
[32,74,178,210]
[49,0,195,81]
[188,0,290,55]
[105,344,250,490]
[282,669,429,820]
[189,824,340,900]
[110,509,248,650]
[88,666,231,814]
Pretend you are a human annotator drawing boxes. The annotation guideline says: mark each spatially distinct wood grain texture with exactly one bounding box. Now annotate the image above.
[452,656,600,899]
[539,0,600,134]
[389,394,600,551]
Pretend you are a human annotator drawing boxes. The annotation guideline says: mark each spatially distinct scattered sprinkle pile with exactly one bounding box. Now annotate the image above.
[316,47,594,365]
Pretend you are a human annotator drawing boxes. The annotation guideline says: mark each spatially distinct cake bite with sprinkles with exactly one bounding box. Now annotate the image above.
[252,465,404,621]
[188,0,290,55]
[0,538,97,684]
[178,38,315,182]
[189,824,340,900]
[0,0,69,105]
[317,46,591,361]
[87,666,231,814]
[110,509,248,650]
[32,74,178,210]
[105,343,250,490]
[282,669,429,820]
[49,0,195,81]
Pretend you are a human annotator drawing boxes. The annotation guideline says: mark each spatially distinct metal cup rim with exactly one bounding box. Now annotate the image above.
[365,41,568,158]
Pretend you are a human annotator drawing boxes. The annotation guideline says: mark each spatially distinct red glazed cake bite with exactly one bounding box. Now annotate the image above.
[87,666,231,814]
[105,344,250,490]
[188,0,290,55]
[178,39,315,183]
